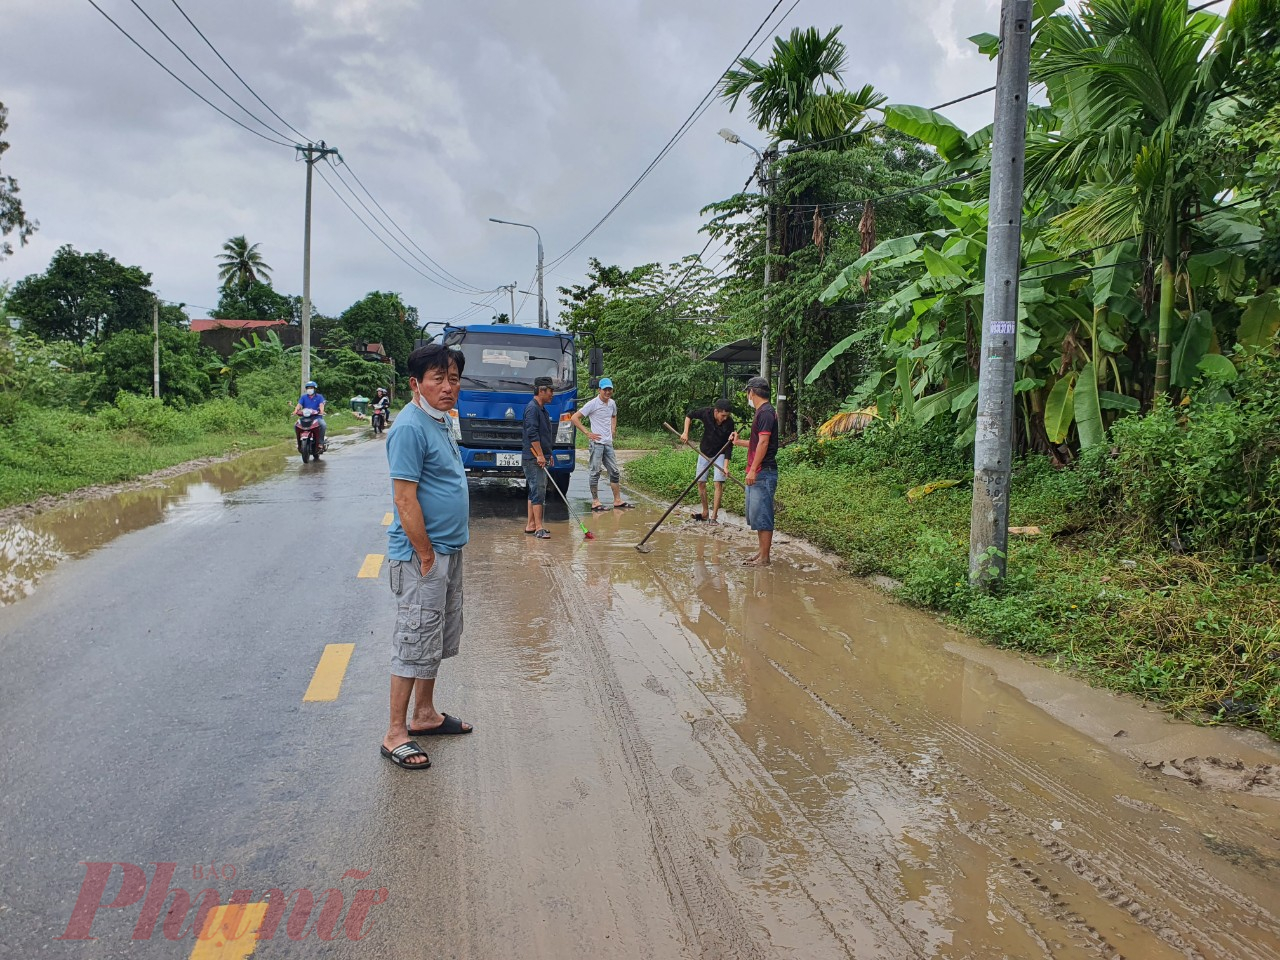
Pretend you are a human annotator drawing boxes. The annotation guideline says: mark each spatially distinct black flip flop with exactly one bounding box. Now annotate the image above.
[523,528,538,535]
[591,504,610,512]
[614,502,636,510]
[381,741,431,770]
[409,713,473,736]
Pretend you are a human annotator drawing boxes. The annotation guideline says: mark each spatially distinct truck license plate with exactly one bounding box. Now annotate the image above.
[496,452,522,467]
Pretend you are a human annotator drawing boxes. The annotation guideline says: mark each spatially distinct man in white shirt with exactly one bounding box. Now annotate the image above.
[571,377,633,510]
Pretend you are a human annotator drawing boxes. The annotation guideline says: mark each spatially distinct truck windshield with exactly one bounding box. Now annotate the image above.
[446,331,575,391]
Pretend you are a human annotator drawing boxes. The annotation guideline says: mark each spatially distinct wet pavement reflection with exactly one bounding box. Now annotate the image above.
[0,444,295,605]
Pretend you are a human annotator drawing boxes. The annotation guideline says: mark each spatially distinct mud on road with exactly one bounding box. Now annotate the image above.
[433,489,1280,960]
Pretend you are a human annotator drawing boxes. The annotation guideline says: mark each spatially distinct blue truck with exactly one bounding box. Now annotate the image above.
[439,323,577,492]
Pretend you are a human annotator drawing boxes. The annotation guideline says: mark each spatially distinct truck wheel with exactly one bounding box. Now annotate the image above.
[551,470,571,495]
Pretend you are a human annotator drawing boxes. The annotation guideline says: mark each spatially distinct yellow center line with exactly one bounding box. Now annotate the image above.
[303,644,356,702]
[358,553,384,578]
[382,512,393,526]
[190,902,269,959]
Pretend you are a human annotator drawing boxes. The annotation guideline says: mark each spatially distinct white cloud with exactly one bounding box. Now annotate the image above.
[2,0,1012,320]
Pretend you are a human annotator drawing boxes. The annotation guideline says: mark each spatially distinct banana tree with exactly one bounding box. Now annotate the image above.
[1027,0,1261,398]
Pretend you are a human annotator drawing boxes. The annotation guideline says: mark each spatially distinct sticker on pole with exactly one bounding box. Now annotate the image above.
[990,320,1016,335]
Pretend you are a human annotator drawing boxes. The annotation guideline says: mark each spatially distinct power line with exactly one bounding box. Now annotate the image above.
[164,0,313,144]
[315,164,501,299]
[121,0,293,142]
[82,0,293,147]
[324,160,484,295]
[546,0,801,271]
[336,159,488,294]
[607,169,759,333]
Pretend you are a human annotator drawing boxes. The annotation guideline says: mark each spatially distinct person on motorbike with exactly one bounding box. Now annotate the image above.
[373,387,392,425]
[293,380,327,451]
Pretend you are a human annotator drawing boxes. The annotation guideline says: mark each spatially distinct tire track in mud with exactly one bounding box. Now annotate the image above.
[542,562,771,960]
[764,655,1280,960]
[612,573,938,958]
[920,712,1280,953]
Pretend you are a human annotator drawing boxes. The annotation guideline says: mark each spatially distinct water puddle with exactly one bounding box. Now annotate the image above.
[0,445,292,606]
[561,516,1280,959]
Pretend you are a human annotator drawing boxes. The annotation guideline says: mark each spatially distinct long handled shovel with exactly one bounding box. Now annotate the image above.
[636,436,734,554]
[662,422,746,492]
[543,465,595,540]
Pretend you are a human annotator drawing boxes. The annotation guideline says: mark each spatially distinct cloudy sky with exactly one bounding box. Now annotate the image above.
[3,0,1008,326]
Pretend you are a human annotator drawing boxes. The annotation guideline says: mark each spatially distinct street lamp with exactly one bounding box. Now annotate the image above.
[488,218,545,329]
[719,128,771,381]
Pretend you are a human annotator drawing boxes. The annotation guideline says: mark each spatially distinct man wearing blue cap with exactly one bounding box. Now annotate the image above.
[571,377,633,510]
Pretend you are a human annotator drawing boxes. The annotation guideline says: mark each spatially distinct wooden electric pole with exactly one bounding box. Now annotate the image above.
[969,0,1033,586]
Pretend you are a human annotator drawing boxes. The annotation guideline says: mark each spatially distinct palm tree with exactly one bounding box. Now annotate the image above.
[720,27,886,147]
[217,236,273,294]
[1027,0,1254,396]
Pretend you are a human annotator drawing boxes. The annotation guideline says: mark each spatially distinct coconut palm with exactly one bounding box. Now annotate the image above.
[1026,0,1255,396]
[217,236,273,294]
[720,27,886,146]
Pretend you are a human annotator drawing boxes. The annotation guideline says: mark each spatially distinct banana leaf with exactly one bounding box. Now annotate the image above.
[1237,290,1280,351]
[883,105,968,159]
[1171,310,1214,388]
[1044,373,1076,444]
[1098,390,1140,412]
[1075,362,1104,450]
[896,357,915,418]
[804,327,879,384]
[1196,353,1238,381]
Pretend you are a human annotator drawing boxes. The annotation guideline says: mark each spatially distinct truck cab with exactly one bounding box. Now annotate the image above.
[440,323,577,492]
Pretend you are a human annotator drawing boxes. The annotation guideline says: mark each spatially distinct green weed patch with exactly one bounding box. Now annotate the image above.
[0,395,336,508]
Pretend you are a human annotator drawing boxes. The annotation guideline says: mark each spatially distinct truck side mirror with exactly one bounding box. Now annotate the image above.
[588,347,604,378]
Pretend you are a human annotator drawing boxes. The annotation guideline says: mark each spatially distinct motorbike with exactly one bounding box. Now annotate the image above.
[295,414,326,463]
[371,405,388,435]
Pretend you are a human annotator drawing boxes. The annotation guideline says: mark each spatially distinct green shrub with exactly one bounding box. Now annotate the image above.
[109,392,185,443]
[1094,352,1280,558]
[782,417,971,485]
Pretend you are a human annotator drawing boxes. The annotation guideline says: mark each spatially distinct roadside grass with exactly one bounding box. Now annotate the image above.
[624,447,1280,739]
[614,428,673,451]
[0,396,354,509]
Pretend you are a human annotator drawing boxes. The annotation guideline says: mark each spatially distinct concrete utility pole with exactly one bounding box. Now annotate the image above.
[761,150,773,382]
[152,298,160,399]
[297,141,341,390]
[969,0,1033,587]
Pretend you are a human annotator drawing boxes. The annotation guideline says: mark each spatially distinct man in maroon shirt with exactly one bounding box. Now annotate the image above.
[731,377,778,566]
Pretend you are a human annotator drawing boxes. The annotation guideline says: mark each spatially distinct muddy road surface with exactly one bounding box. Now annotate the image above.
[1,434,1277,959]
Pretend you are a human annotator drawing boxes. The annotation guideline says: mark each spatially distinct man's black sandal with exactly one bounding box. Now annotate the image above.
[409,714,473,736]
[381,742,431,770]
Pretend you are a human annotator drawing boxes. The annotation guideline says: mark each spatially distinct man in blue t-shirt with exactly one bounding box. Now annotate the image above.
[293,380,327,451]
[380,344,473,771]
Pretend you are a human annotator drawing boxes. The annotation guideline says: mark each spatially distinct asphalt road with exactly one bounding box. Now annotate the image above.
[1,429,1278,959]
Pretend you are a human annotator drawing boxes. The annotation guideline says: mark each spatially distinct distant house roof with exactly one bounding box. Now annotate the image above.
[362,342,386,355]
[190,319,288,333]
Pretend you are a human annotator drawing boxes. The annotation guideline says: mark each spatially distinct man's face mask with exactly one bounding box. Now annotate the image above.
[306,388,316,396]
